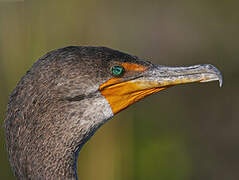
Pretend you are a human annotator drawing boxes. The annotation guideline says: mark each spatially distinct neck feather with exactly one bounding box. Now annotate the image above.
[5,92,113,179]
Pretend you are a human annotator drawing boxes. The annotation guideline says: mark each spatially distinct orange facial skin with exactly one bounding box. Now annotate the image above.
[100,80,167,114]
[121,62,147,72]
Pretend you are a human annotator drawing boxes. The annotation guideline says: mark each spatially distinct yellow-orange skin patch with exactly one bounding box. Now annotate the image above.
[100,80,166,114]
[121,62,147,72]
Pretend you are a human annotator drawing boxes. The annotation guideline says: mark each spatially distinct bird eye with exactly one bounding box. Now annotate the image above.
[111,65,125,76]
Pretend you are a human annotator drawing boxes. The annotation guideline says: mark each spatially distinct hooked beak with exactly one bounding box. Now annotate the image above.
[100,63,223,114]
[134,64,223,89]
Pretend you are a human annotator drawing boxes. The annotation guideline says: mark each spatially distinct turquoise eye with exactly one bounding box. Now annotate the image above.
[111,65,124,76]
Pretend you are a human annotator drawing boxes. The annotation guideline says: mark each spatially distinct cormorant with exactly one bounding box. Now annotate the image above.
[4,46,222,179]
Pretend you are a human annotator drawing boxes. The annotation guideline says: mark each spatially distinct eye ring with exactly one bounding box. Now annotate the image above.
[111,65,125,77]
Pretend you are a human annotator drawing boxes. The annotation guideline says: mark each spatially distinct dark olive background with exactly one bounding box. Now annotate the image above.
[0,1,238,180]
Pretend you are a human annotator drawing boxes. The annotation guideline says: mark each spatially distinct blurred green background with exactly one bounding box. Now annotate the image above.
[0,0,238,180]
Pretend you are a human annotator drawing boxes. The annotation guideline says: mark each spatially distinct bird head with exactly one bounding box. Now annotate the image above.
[50,46,222,115]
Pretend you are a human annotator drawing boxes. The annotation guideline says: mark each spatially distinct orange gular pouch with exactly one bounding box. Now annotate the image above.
[99,78,167,114]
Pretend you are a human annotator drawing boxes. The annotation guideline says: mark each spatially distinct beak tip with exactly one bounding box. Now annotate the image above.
[213,65,223,88]
[219,76,223,88]
[205,64,223,88]
[219,79,223,88]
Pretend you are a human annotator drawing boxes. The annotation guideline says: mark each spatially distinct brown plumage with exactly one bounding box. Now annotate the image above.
[4,46,222,179]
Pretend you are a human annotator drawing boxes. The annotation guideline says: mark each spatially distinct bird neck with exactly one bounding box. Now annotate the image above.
[5,92,113,179]
[43,96,113,179]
